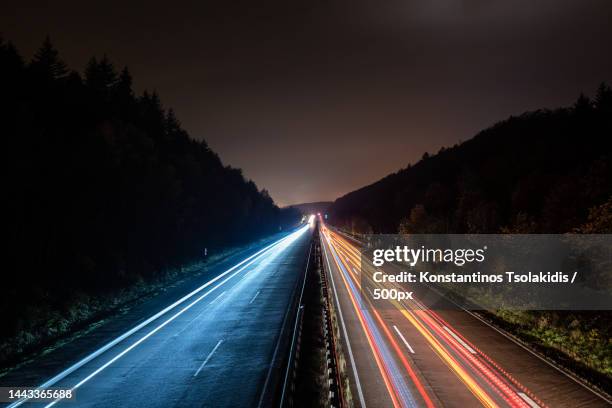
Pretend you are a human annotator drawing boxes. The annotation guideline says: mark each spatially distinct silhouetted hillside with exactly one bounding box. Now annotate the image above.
[1,37,300,351]
[328,85,612,235]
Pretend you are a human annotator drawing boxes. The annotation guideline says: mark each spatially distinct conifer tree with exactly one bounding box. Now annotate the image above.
[30,36,67,80]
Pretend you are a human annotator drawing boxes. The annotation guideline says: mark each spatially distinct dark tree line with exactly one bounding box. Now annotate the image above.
[328,83,612,235]
[1,37,300,341]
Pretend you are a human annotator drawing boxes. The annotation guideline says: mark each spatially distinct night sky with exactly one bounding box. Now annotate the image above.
[3,1,612,206]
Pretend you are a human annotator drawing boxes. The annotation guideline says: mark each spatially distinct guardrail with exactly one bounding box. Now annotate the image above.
[278,242,312,407]
[319,242,345,408]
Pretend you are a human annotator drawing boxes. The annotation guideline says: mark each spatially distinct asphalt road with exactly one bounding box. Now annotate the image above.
[1,224,313,408]
[320,223,611,408]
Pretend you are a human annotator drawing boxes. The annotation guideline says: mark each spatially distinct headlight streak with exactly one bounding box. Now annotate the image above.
[325,228,499,407]
[425,310,547,408]
[324,225,547,408]
[9,225,309,408]
[334,234,511,407]
[324,230,436,408]
[323,230,421,408]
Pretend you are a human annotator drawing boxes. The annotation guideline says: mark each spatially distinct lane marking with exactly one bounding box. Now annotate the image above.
[43,269,246,408]
[327,229,496,407]
[322,235,367,408]
[210,291,226,304]
[194,339,223,377]
[328,235,422,408]
[249,290,260,304]
[518,392,541,408]
[392,326,415,354]
[339,226,610,406]
[26,227,308,408]
[425,284,612,405]
[442,326,476,354]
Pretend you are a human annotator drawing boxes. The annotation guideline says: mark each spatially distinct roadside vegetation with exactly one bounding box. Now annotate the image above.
[0,37,300,370]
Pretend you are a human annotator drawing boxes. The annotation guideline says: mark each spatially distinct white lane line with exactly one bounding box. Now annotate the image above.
[249,290,260,304]
[11,230,299,398]
[322,234,367,408]
[442,326,476,354]
[194,339,224,377]
[392,325,415,354]
[518,392,541,408]
[43,269,243,408]
[210,291,226,304]
[33,227,308,408]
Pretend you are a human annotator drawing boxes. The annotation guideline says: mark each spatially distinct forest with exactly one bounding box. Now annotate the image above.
[1,37,300,364]
[329,86,612,236]
[327,84,612,385]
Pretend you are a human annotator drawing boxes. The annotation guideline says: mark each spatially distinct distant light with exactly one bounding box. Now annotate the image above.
[317,212,321,216]
[308,215,315,225]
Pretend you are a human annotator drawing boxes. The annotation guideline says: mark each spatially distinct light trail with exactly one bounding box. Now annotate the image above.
[323,229,427,408]
[325,227,499,407]
[322,223,546,408]
[328,235,435,408]
[323,234,403,408]
[8,225,309,408]
[321,235,367,408]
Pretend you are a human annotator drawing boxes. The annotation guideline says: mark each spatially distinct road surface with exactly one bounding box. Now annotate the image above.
[320,223,610,408]
[1,224,313,408]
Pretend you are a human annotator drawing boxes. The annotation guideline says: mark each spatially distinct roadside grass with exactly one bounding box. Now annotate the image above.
[484,309,612,393]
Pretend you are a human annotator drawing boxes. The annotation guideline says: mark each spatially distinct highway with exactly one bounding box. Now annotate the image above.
[320,222,610,408]
[1,224,313,408]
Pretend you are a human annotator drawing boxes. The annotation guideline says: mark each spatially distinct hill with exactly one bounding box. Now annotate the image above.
[328,86,612,235]
[325,85,612,386]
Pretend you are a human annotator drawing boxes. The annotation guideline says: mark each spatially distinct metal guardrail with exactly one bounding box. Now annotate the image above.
[318,241,345,408]
[279,242,312,407]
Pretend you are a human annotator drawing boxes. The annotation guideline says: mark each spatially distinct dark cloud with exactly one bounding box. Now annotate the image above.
[3,0,612,205]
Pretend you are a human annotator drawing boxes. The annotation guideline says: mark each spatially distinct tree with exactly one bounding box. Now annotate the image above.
[399,204,447,233]
[115,66,133,99]
[112,66,135,116]
[575,196,612,233]
[85,55,117,94]
[594,82,612,113]
[0,39,24,75]
[165,108,180,134]
[30,36,67,80]
[139,90,165,136]
[573,93,593,114]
